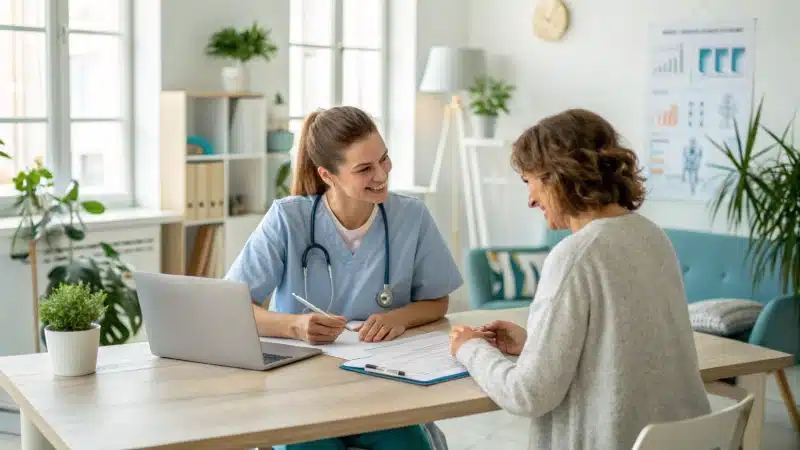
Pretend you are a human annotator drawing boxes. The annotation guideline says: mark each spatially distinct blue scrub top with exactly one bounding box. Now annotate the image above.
[224,192,463,320]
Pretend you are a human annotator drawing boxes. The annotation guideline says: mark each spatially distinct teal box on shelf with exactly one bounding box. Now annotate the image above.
[267,130,295,153]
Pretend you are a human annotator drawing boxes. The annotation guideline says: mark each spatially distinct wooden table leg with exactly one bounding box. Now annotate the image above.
[737,373,766,450]
[774,369,800,432]
[20,412,54,450]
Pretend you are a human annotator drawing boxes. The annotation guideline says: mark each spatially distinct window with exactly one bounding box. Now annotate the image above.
[0,0,132,209]
[288,0,387,140]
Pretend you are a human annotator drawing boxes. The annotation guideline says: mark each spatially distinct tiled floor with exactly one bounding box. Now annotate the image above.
[0,366,797,449]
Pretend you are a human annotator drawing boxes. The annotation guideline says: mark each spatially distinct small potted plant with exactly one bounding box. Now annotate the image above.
[267,92,295,153]
[467,75,516,138]
[205,22,278,92]
[39,282,108,376]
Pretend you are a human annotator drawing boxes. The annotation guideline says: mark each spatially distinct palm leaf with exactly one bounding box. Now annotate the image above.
[708,96,800,306]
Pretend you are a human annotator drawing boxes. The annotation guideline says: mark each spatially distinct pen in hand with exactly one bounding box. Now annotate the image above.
[291,293,357,332]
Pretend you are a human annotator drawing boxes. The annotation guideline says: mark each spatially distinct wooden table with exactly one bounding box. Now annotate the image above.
[0,308,793,450]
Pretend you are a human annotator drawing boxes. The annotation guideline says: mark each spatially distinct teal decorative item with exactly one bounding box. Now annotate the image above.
[267,130,294,153]
[187,136,213,155]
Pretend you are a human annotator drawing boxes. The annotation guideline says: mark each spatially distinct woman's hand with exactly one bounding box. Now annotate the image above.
[449,325,493,356]
[291,313,347,345]
[479,320,527,355]
[356,312,406,342]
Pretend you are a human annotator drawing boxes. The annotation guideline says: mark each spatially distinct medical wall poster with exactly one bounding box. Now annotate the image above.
[645,20,756,201]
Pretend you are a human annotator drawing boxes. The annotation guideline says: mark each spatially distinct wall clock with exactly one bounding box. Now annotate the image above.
[533,0,570,41]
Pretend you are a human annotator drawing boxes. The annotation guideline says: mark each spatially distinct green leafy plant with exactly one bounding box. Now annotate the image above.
[45,242,143,345]
[0,138,9,159]
[707,97,800,298]
[9,157,105,260]
[275,161,291,198]
[39,282,107,332]
[205,22,278,64]
[468,75,516,117]
[5,152,142,348]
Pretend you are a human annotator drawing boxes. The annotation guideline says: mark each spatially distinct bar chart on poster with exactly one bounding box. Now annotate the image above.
[645,21,756,201]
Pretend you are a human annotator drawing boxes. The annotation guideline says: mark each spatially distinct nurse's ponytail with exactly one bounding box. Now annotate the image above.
[290,106,379,197]
[292,111,327,196]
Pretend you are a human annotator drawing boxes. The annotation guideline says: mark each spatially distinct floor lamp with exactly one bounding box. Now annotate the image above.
[418,46,487,264]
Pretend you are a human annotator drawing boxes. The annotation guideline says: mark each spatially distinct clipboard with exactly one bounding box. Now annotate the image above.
[337,331,470,386]
[339,361,469,386]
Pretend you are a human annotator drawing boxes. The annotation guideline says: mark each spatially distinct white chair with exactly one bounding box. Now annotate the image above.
[631,393,755,450]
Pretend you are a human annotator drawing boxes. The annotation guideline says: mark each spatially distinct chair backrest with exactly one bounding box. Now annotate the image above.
[630,394,754,450]
[465,246,550,308]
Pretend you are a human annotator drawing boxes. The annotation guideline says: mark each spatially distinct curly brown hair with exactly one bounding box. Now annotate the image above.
[510,108,646,216]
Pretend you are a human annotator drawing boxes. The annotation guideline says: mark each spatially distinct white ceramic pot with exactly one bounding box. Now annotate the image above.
[472,115,498,138]
[221,63,249,92]
[44,323,101,377]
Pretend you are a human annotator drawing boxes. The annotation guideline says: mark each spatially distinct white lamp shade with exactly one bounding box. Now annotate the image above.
[419,46,487,94]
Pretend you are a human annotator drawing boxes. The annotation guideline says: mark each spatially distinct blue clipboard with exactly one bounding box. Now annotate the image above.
[339,363,470,386]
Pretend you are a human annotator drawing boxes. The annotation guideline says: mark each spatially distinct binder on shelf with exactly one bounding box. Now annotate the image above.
[208,162,225,218]
[185,164,197,220]
[194,162,210,220]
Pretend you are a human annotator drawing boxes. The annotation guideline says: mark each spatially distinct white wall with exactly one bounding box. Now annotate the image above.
[161,0,289,98]
[462,0,800,237]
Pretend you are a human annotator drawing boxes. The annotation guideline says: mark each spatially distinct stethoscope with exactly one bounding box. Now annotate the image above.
[301,194,393,311]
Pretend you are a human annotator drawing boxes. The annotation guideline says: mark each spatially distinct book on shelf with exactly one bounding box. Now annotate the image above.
[186,224,224,278]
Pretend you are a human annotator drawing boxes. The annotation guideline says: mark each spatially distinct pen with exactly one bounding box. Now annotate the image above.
[291,293,357,332]
[365,364,406,377]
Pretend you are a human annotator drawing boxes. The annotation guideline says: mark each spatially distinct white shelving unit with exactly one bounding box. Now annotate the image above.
[159,90,271,276]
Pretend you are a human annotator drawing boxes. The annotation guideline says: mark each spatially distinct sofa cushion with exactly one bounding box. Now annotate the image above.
[688,299,764,336]
[486,250,548,301]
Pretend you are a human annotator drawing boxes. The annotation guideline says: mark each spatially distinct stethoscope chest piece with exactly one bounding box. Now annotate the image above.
[376,284,393,308]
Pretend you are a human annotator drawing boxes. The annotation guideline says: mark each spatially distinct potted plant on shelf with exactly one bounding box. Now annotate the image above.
[467,75,515,138]
[39,282,107,376]
[205,22,279,92]
[267,92,294,153]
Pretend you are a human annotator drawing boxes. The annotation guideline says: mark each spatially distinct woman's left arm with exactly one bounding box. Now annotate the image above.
[451,267,590,418]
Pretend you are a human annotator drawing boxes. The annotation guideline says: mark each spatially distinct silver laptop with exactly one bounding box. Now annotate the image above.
[133,271,322,371]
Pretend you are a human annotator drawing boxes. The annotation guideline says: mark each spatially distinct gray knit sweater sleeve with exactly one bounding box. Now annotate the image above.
[455,244,590,417]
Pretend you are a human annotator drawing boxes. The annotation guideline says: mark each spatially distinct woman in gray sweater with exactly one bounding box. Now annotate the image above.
[449,109,711,450]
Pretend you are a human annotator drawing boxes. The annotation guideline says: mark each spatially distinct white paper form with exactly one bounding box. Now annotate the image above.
[341,332,467,383]
[259,322,412,360]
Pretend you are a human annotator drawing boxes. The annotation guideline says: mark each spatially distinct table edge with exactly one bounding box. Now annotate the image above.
[0,372,69,449]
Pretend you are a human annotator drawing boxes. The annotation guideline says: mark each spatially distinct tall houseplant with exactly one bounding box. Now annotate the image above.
[205,22,278,92]
[707,97,800,314]
[467,75,515,138]
[2,152,141,350]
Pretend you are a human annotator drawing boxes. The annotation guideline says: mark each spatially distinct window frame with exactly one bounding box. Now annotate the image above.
[0,0,135,216]
[288,0,389,137]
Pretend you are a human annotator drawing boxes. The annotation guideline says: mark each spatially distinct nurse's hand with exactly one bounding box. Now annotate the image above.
[291,313,347,345]
[356,312,406,342]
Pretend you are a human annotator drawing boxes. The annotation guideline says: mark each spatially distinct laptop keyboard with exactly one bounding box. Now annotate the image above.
[263,353,291,365]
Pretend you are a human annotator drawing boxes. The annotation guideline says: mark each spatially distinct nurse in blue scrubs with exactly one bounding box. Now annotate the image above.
[224,105,462,450]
